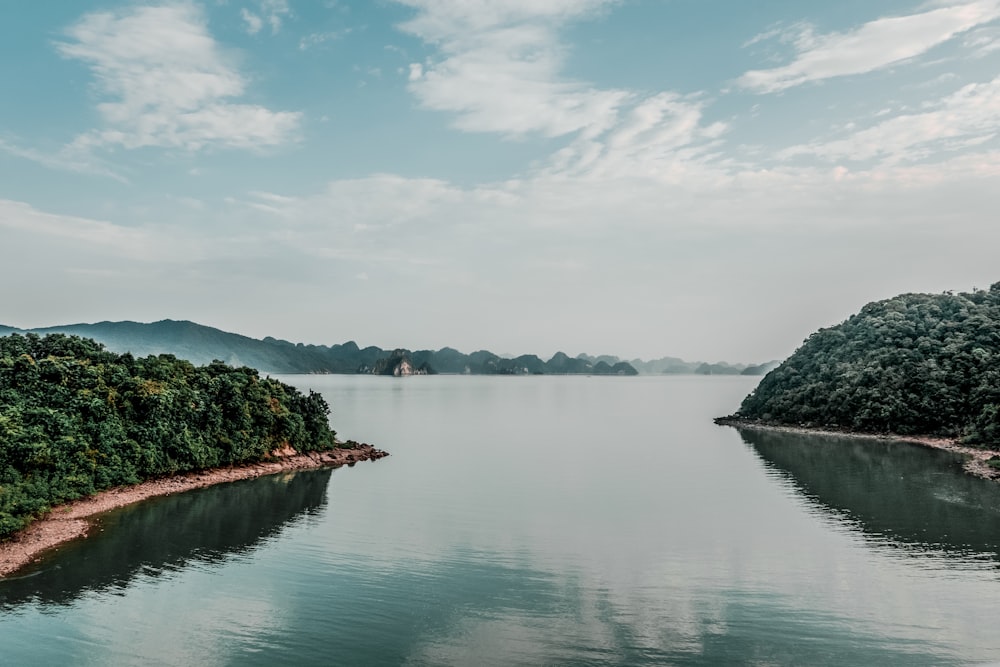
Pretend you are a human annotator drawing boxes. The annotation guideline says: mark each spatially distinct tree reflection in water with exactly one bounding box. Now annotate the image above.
[738,428,1000,561]
[0,468,332,608]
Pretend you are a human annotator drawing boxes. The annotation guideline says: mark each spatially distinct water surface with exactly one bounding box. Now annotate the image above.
[2,375,1000,665]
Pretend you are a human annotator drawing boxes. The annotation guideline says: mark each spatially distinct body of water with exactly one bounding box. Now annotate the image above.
[2,375,1000,665]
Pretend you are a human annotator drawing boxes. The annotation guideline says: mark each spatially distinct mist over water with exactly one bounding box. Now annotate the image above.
[2,375,999,665]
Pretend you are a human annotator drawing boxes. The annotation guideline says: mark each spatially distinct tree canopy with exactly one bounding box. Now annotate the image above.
[0,333,337,538]
[733,283,1000,444]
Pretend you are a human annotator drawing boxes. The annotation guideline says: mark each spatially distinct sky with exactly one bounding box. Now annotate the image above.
[2,0,999,363]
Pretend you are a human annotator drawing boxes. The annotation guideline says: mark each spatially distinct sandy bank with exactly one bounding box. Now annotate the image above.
[0,442,388,578]
[715,418,1000,482]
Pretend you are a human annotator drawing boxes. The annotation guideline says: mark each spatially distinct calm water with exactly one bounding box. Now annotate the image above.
[2,375,1000,665]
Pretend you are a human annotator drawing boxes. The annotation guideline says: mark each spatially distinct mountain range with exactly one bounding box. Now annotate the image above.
[0,320,775,376]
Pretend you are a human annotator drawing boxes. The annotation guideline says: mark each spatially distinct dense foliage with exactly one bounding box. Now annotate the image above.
[735,284,1000,444]
[0,334,337,538]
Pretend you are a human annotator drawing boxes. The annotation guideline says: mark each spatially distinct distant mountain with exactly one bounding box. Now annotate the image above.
[21,320,339,372]
[627,356,699,374]
[740,360,780,376]
[626,355,776,376]
[1,320,640,376]
[576,353,623,366]
[2,320,771,377]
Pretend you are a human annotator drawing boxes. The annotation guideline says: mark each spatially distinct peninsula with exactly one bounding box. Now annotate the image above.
[0,333,387,576]
[717,282,1000,479]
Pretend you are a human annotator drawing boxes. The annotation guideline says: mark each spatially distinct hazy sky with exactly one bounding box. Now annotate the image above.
[2,0,999,363]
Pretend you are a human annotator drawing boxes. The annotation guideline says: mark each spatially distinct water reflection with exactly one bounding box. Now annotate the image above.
[0,469,332,608]
[737,428,1000,560]
[229,551,956,667]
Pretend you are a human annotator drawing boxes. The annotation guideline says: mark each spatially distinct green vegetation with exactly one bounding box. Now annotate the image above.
[732,283,1000,444]
[0,333,338,538]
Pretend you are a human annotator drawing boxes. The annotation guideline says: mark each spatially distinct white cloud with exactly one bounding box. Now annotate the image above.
[396,0,628,138]
[242,0,291,35]
[779,75,1000,163]
[0,138,127,181]
[206,145,1000,360]
[392,0,728,185]
[740,1,1000,93]
[543,93,728,183]
[299,28,352,50]
[57,4,301,152]
[241,8,263,35]
[963,24,1000,55]
[0,199,167,260]
[398,0,616,35]
[262,0,291,33]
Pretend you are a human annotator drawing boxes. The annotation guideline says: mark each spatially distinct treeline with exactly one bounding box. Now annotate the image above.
[0,333,338,538]
[731,283,1000,444]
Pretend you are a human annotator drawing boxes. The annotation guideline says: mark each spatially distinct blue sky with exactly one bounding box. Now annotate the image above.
[2,0,1000,362]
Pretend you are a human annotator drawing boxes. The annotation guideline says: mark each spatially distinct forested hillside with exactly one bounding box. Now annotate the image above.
[731,284,1000,444]
[0,333,338,538]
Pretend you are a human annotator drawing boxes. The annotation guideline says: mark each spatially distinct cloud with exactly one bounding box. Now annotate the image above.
[208,144,1000,360]
[299,29,352,50]
[262,0,291,32]
[242,0,291,35]
[10,0,1000,361]
[963,24,1000,55]
[0,199,164,259]
[542,93,728,184]
[241,8,263,35]
[57,3,301,152]
[391,0,729,187]
[779,75,1000,164]
[739,1,1000,93]
[398,0,617,35]
[396,0,628,138]
[0,138,127,181]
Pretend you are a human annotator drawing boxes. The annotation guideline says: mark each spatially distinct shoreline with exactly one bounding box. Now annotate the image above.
[715,417,1000,481]
[0,442,388,579]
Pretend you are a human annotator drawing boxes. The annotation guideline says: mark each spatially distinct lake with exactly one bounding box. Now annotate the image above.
[2,375,1000,665]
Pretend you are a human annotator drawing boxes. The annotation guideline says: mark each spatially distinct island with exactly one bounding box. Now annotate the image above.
[716,282,1000,480]
[0,333,387,576]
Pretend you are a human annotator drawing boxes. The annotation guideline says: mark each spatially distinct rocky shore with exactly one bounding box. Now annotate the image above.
[0,442,388,578]
[715,417,1000,481]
